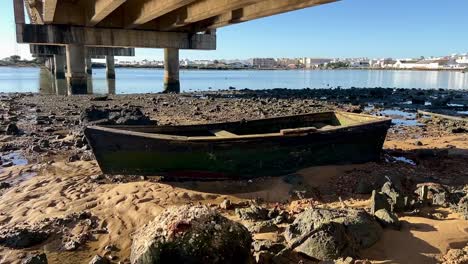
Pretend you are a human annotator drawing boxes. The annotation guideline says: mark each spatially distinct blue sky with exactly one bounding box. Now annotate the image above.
[1,0,467,61]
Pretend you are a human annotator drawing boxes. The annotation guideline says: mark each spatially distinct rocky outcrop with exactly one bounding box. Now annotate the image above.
[130,205,252,264]
[80,106,156,126]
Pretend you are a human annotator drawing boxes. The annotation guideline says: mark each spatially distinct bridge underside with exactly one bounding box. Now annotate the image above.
[14,0,338,93]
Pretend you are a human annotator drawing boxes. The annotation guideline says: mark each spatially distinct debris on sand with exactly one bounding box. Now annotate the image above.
[130,205,252,264]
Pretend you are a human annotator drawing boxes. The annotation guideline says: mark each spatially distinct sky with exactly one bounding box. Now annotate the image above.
[1,0,468,61]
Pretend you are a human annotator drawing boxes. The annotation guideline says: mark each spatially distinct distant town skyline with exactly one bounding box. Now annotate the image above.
[1,0,468,61]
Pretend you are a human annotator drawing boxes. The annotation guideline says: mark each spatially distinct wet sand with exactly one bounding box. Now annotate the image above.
[0,90,467,263]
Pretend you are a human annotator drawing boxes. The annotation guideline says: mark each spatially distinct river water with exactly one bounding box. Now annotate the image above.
[0,67,467,94]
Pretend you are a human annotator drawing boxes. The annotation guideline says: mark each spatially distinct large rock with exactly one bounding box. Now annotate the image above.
[381,182,406,212]
[374,209,401,230]
[284,208,382,261]
[0,228,49,249]
[235,204,269,221]
[130,205,252,264]
[294,222,356,261]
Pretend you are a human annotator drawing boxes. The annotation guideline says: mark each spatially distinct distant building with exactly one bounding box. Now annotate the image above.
[303,58,332,69]
[252,58,277,68]
[276,58,300,67]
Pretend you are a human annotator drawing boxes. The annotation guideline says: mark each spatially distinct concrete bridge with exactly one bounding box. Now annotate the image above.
[13,0,338,93]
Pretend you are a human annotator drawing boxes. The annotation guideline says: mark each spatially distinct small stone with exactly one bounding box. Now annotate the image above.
[89,255,109,264]
[6,123,20,135]
[22,253,48,264]
[220,199,232,210]
[63,240,80,251]
[30,145,42,153]
[355,179,373,194]
[0,182,11,189]
[2,161,14,168]
[370,190,392,214]
[68,154,80,162]
[374,209,401,230]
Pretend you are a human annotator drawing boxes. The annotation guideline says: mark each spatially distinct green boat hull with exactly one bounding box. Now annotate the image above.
[85,112,391,179]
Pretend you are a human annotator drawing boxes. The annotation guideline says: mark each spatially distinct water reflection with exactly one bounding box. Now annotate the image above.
[2,67,468,95]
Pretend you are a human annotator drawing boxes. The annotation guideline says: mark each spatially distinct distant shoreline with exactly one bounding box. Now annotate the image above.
[0,64,465,73]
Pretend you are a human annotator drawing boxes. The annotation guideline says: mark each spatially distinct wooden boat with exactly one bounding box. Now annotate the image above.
[84,111,391,179]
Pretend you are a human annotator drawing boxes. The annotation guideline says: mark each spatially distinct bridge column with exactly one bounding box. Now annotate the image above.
[106,55,116,79]
[54,54,65,79]
[163,48,180,93]
[85,57,93,75]
[65,44,87,93]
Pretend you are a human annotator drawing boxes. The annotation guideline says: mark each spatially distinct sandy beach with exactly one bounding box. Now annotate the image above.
[0,88,467,264]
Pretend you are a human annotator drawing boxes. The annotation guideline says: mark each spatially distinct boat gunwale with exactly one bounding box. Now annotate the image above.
[85,111,392,142]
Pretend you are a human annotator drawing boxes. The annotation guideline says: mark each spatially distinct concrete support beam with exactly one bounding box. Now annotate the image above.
[13,0,25,24]
[195,0,338,31]
[17,24,216,50]
[30,45,136,56]
[85,57,93,75]
[65,44,87,94]
[43,0,58,23]
[163,48,180,93]
[106,55,116,79]
[153,0,261,31]
[54,54,65,79]
[86,0,128,26]
[125,0,198,29]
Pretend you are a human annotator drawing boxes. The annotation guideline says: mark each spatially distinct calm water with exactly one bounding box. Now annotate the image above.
[0,67,467,94]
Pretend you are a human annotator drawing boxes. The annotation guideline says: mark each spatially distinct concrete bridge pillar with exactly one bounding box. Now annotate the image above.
[106,55,116,79]
[163,48,180,93]
[85,57,93,75]
[54,54,65,79]
[65,44,87,93]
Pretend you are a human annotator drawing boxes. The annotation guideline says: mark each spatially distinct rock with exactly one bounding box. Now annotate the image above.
[245,221,279,233]
[441,244,468,264]
[130,205,252,264]
[219,199,232,210]
[455,195,468,220]
[81,106,156,126]
[254,251,274,264]
[89,255,109,264]
[285,208,382,257]
[374,209,401,230]
[252,240,285,254]
[0,182,11,189]
[39,139,49,148]
[355,179,373,194]
[381,182,406,212]
[68,154,80,162]
[63,239,80,251]
[22,253,48,264]
[235,204,269,221]
[294,222,357,261]
[6,123,20,135]
[370,190,392,214]
[2,161,13,167]
[30,145,42,153]
[0,228,49,249]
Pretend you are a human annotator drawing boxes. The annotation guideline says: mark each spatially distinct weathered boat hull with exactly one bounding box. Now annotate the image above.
[85,112,391,179]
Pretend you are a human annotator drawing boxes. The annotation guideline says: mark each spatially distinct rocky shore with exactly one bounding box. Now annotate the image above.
[0,88,467,264]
